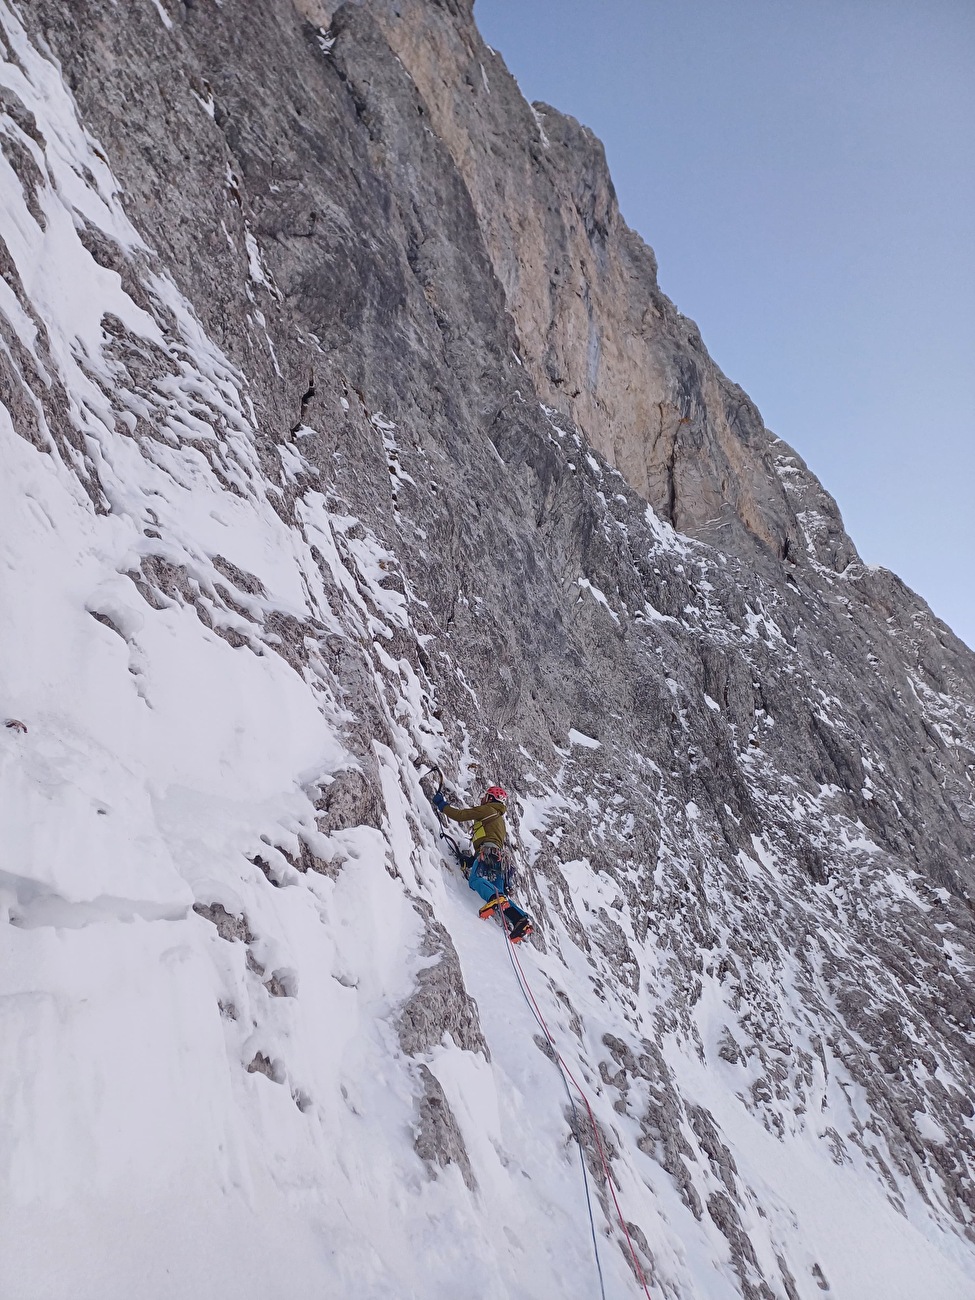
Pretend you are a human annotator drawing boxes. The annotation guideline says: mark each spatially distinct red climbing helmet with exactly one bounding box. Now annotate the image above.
[484,785,508,806]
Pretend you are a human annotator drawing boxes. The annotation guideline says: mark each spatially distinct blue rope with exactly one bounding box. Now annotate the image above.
[500,923,608,1300]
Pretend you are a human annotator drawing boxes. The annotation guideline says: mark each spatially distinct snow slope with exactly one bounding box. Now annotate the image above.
[2,4,975,1298]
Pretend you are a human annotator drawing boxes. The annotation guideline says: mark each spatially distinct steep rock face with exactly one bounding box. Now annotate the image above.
[2,1,975,1298]
[362,0,839,568]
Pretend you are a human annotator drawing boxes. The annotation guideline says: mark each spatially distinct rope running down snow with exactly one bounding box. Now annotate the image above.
[501,924,607,1300]
[420,767,651,1294]
[499,920,655,1300]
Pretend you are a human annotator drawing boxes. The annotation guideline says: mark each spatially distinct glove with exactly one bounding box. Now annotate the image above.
[432,791,448,812]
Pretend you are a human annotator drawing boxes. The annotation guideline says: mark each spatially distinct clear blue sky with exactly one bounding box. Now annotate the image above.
[475,0,975,649]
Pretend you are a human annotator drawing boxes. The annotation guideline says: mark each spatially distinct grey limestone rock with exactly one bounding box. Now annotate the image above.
[398,901,488,1059]
[412,1062,477,1193]
[193,901,254,944]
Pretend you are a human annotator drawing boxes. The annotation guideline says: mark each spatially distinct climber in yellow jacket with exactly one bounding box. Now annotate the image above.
[433,784,532,943]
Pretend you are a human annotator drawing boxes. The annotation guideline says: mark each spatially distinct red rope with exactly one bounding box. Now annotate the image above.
[506,936,654,1299]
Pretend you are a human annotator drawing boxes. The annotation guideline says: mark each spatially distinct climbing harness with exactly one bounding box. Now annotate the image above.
[497,915,654,1300]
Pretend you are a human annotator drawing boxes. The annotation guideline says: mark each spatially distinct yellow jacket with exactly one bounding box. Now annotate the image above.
[443,798,507,849]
